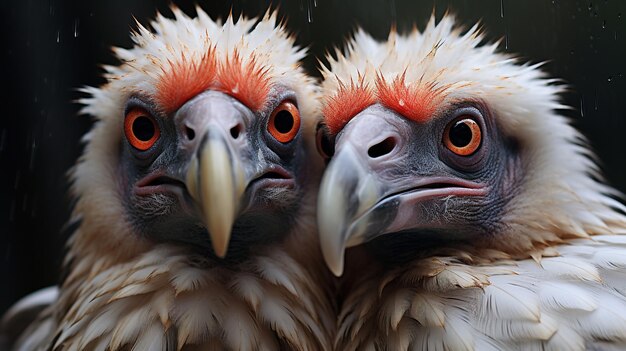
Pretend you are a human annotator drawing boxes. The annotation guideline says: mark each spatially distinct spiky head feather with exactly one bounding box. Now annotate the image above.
[321,15,626,256]
[74,7,319,263]
[325,15,626,351]
[42,8,331,351]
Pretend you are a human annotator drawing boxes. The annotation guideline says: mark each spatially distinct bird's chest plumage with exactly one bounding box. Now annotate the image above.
[43,245,333,351]
[336,235,626,351]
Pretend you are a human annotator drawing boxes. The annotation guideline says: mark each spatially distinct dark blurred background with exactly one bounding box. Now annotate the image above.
[1,0,624,314]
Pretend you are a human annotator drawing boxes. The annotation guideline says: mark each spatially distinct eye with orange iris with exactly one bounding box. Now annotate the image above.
[124,107,160,151]
[443,117,482,156]
[268,101,301,143]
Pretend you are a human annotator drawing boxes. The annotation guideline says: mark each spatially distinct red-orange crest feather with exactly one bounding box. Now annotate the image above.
[156,46,217,114]
[216,51,271,111]
[375,72,447,123]
[322,77,376,135]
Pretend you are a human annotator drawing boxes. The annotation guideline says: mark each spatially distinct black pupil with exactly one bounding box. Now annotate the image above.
[449,120,473,147]
[132,116,155,141]
[274,110,294,134]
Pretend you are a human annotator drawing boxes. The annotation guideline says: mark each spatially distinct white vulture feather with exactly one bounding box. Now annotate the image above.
[2,7,334,351]
[316,15,626,351]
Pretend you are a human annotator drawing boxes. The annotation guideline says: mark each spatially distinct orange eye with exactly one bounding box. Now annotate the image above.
[268,101,301,143]
[124,107,160,151]
[443,117,482,156]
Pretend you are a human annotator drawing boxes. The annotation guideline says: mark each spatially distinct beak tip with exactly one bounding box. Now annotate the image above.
[189,136,240,261]
[209,228,232,259]
[329,262,345,277]
[317,144,379,278]
[321,245,346,277]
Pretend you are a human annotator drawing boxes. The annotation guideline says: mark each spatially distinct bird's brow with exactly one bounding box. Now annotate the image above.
[216,51,272,112]
[156,48,271,114]
[322,74,448,135]
[156,46,218,114]
[375,73,448,124]
[322,78,376,135]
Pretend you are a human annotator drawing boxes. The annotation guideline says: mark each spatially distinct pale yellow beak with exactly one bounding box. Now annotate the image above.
[186,134,246,258]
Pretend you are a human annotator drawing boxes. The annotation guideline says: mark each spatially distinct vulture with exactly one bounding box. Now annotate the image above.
[316,15,626,350]
[2,8,334,351]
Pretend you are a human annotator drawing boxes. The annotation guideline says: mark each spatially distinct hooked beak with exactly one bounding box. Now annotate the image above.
[318,145,381,276]
[185,131,246,258]
[318,109,487,276]
[174,91,252,258]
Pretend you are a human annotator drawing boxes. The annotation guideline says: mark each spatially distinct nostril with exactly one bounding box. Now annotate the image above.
[230,125,242,139]
[368,137,396,158]
[185,126,195,141]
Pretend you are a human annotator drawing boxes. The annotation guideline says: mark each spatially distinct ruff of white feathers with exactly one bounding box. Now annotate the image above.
[322,15,626,350]
[12,8,331,351]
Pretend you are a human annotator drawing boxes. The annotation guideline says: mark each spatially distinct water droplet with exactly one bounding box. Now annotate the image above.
[588,2,593,11]
[602,20,606,28]
[306,0,313,23]
[594,89,598,111]
[74,19,79,38]
[580,96,585,117]
[313,0,317,7]
[570,49,575,55]
[500,0,505,17]
[505,33,509,50]
[56,30,60,43]
[618,13,622,19]
[608,76,612,82]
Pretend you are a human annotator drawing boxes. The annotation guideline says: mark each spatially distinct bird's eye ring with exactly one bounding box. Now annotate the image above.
[268,101,301,143]
[124,107,160,151]
[443,117,482,156]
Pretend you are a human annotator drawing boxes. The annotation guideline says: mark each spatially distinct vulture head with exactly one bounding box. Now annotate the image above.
[74,8,319,264]
[317,15,626,276]
[32,8,333,351]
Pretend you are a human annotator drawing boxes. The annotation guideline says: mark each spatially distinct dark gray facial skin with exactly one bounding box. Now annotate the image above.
[119,88,310,263]
[317,101,523,274]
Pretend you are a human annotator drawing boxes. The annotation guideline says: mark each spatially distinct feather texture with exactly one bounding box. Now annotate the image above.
[18,243,333,351]
[337,237,626,350]
[325,14,626,350]
[6,7,333,351]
